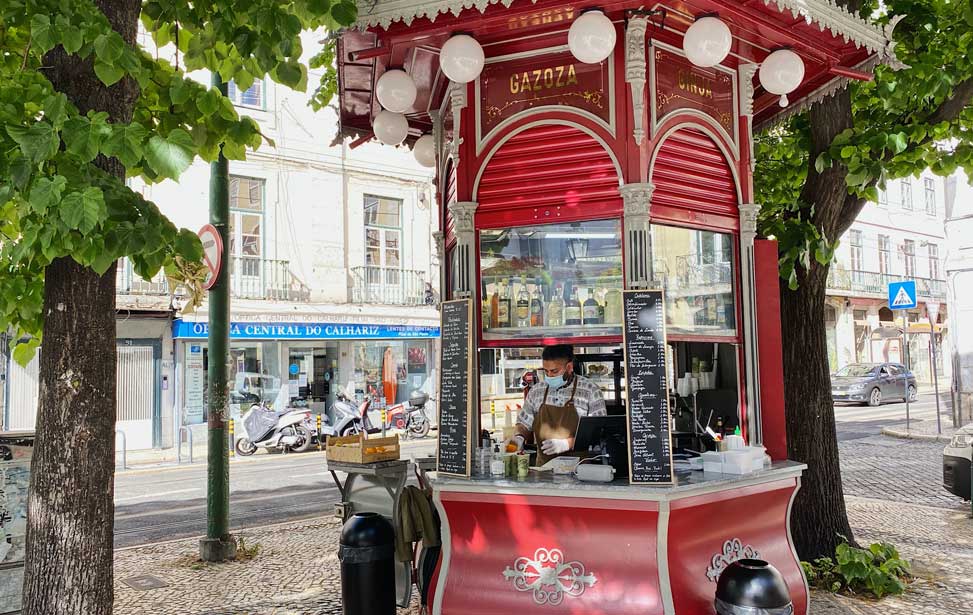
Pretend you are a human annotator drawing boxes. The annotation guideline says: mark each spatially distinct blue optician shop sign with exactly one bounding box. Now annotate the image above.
[172,319,440,340]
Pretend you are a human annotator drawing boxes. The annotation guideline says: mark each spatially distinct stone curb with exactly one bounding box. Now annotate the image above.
[880,426,953,443]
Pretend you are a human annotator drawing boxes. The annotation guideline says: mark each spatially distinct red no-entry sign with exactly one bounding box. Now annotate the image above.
[198,224,223,290]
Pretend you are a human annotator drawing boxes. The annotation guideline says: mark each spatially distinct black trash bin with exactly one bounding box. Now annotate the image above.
[339,512,396,615]
[715,558,794,615]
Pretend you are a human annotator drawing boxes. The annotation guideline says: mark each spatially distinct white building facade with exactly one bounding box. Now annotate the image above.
[945,170,973,423]
[3,42,441,449]
[826,171,949,386]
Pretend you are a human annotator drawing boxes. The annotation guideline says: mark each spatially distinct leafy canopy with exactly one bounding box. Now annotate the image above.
[0,0,357,357]
[754,0,973,287]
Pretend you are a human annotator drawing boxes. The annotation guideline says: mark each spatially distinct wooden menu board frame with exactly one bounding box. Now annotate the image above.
[622,289,675,485]
[437,298,476,477]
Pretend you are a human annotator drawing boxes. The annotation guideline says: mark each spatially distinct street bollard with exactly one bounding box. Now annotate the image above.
[228,420,235,458]
[339,512,396,615]
[381,408,387,438]
[317,414,323,451]
[491,400,496,431]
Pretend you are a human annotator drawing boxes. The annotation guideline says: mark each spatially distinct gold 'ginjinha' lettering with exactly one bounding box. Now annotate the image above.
[677,69,714,99]
[509,64,579,94]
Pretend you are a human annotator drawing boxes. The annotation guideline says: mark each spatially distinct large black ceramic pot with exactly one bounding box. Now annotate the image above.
[714,558,794,615]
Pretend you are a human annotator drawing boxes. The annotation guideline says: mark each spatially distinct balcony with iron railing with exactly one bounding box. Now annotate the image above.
[827,268,946,301]
[116,256,311,302]
[350,266,429,306]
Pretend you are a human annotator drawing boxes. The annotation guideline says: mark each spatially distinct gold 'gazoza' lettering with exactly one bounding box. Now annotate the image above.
[507,64,583,94]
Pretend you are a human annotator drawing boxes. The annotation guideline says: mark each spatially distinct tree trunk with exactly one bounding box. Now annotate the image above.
[781,260,856,560]
[781,89,864,561]
[24,2,140,614]
[22,260,119,615]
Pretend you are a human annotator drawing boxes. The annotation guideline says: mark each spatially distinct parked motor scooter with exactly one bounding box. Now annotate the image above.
[318,384,369,442]
[366,390,433,438]
[235,402,315,456]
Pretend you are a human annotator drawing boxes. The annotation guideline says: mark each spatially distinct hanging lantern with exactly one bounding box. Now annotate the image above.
[568,10,616,64]
[682,16,732,68]
[373,110,409,146]
[376,69,417,113]
[759,49,805,107]
[439,34,485,83]
[413,134,436,167]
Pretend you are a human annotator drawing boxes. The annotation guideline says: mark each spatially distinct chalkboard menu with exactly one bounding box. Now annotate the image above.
[437,299,475,476]
[622,290,675,484]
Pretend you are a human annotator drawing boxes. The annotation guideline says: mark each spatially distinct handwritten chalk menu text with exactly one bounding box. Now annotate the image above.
[438,299,475,476]
[622,290,675,484]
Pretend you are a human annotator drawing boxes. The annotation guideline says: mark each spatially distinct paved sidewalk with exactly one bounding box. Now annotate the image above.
[882,418,960,442]
[113,491,971,614]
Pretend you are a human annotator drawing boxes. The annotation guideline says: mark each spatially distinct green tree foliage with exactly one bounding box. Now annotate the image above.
[0,0,357,355]
[756,0,973,283]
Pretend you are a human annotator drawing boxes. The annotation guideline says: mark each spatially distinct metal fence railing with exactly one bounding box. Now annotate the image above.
[827,268,946,301]
[350,266,428,305]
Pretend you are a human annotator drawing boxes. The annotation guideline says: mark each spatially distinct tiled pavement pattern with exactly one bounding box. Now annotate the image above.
[838,435,967,511]
[115,433,972,614]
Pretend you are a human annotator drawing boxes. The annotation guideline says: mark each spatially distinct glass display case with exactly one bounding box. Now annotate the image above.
[479,219,624,342]
[649,225,737,338]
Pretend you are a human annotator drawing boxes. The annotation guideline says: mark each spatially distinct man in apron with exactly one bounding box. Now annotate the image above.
[506,345,607,465]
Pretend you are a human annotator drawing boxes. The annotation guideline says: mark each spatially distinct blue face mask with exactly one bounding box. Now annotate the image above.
[545,374,566,389]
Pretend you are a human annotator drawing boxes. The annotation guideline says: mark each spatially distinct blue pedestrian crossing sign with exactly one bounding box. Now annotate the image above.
[888,280,918,310]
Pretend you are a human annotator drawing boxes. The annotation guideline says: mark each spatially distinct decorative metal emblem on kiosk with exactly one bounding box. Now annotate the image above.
[706,538,761,582]
[502,548,597,605]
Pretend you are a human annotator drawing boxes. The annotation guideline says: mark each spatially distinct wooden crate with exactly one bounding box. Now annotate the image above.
[325,433,400,464]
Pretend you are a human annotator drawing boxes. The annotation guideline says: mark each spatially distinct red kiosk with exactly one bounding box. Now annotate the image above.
[336,2,895,613]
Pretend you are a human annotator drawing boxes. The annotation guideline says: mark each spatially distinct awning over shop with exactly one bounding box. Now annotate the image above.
[172,319,440,340]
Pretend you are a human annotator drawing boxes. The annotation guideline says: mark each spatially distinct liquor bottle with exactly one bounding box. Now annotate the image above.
[490,281,500,328]
[530,278,544,327]
[481,282,491,329]
[582,287,601,324]
[497,278,511,327]
[604,287,622,324]
[548,283,565,327]
[564,286,582,325]
[516,275,531,327]
[597,288,606,323]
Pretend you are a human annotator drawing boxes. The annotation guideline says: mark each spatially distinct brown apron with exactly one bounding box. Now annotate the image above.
[534,379,580,466]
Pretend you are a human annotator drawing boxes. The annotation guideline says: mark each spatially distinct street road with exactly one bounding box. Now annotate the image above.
[833,392,954,441]
[114,440,438,549]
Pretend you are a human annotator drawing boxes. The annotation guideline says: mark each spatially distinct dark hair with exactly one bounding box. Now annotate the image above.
[542,344,573,362]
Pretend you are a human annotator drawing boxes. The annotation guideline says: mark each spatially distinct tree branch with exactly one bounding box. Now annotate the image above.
[928,77,973,125]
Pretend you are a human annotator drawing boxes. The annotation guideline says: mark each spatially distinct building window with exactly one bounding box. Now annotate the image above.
[903,239,915,278]
[228,79,264,109]
[849,230,864,283]
[229,176,265,283]
[928,243,940,279]
[900,180,912,210]
[364,195,403,290]
[924,178,936,215]
[878,188,888,207]
[878,234,891,275]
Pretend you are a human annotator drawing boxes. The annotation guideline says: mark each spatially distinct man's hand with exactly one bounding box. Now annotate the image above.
[504,435,525,453]
[540,438,571,456]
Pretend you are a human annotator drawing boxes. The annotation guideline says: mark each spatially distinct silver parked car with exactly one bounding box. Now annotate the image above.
[943,425,972,501]
[830,362,917,406]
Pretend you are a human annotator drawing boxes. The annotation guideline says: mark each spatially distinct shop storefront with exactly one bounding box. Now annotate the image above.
[172,318,440,427]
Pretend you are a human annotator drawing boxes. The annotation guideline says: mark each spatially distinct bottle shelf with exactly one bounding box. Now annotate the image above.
[483,323,622,340]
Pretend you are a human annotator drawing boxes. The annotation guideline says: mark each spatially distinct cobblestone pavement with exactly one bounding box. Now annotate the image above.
[114,516,423,615]
[838,435,967,511]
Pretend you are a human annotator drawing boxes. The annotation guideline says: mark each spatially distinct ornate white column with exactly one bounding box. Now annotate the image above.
[448,201,478,298]
[738,63,757,172]
[625,16,649,145]
[432,230,446,301]
[448,83,466,167]
[620,183,654,288]
[738,202,762,444]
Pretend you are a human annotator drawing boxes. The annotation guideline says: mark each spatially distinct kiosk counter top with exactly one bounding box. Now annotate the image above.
[428,462,809,615]
[430,461,805,501]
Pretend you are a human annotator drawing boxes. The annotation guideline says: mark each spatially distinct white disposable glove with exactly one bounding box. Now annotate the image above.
[540,438,571,456]
[505,435,525,452]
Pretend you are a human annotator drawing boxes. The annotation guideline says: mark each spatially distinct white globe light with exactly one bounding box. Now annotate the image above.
[568,10,617,64]
[414,134,436,168]
[759,48,805,106]
[373,110,409,146]
[376,69,417,113]
[682,16,732,68]
[439,35,485,84]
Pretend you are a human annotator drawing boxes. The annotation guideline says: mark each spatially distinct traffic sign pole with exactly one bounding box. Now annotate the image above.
[888,281,918,433]
[902,310,910,432]
[926,301,942,435]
